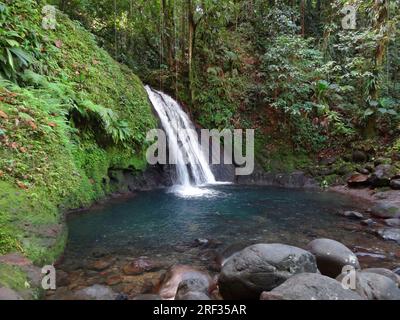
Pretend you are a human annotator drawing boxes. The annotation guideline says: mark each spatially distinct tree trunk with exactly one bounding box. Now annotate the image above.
[188,0,195,107]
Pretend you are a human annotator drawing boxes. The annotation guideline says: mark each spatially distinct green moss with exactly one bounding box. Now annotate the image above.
[0,264,29,292]
[0,0,156,265]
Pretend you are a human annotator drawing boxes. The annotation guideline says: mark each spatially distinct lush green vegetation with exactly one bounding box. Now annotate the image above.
[1,0,400,295]
[0,0,156,262]
[55,0,399,173]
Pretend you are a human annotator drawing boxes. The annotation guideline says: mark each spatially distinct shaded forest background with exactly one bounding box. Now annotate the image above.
[49,0,400,171]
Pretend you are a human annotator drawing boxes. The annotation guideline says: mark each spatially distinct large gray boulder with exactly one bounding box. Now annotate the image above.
[218,243,318,300]
[337,272,400,300]
[261,273,363,300]
[361,268,400,287]
[307,238,360,278]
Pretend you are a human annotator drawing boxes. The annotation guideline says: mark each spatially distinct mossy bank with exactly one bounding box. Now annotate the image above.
[0,0,156,296]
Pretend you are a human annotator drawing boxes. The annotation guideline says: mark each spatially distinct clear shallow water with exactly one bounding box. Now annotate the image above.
[64,185,387,263]
[49,185,399,300]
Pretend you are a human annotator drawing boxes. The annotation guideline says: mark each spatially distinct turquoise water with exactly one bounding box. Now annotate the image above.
[64,185,375,264]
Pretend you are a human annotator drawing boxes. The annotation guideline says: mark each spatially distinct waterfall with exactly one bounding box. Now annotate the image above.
[145,86,217,195]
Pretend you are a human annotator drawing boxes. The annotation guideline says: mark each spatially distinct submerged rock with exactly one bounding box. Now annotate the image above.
[157,265,214,300]
[337,272,400,300]
[74,284,118,300]
[122,257,164,275]
[307,238,360,278]
[261,273,362,300]
[218,243,318,300]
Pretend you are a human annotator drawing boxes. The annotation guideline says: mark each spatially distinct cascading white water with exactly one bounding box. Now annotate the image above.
[145,86,217,196]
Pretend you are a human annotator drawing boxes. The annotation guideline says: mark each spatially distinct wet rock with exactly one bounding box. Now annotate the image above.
[371,203,400,219]
[175,278,212,300]
[340,211,364,220]
[106,275,122,286]
[357,168,370,175]
[377,228,400,244]
[56,270,70,287]
[74,284,118,300]
[157,265,214,300]
[361,268,400,287]
[361,219,377,227]
[132,294,162,300]
[369,165,396,188]
[337,272,400,300]
[0,287,23,300]
[390,179,400,190]
[352,151,368,163]
[218,243,318,300]
[384,218,400,227]
[88,259,113,271]
[347,174,370,188]
[261,273,362,300]
[0,253,31,266]
[393,267,400,276]
[122,257,163,275]
[307,238,360,278]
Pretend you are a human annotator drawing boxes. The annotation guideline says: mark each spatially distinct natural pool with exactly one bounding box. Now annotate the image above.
[50,185,400,299]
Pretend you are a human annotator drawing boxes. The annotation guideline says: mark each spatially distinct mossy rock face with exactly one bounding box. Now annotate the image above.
[0,1,156,265]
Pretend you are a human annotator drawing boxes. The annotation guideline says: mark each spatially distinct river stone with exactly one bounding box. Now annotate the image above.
[371,202,400,219]
[157,265,214,300]
[369,165,396,188]
[218,243,318,300]
[390,179,400,190]
[337,272,400,300]
[307,238,360,278]
[122,257,163,275]
[347,174,370,188]
[175,278,211,300]
[377,228,400,244]
[384,218,400,227]
[361,268,400,287]
[341,211,364,220]
[0,287,23,300]
[352,151,368,163]
[261,273,362,300]
[74,284,118,300]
